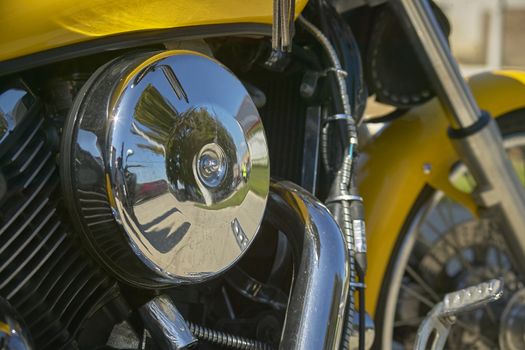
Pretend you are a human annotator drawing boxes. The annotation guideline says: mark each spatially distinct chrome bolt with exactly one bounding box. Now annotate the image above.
[423,163,432,175]
[197,143,227,188]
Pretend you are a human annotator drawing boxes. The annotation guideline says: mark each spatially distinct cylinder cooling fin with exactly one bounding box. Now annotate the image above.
[61,50,270,287]
[0,79,122,350]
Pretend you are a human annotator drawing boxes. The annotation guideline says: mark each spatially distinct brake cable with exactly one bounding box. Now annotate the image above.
[298,14,368,350]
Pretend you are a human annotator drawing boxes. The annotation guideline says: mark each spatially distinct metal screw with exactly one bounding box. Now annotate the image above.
[423,163,432,175]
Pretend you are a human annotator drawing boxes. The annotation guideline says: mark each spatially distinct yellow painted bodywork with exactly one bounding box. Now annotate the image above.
[362,70,525,316]
[0,0,308,62]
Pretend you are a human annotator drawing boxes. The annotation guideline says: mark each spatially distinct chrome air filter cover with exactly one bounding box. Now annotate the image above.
[61,50,270,287]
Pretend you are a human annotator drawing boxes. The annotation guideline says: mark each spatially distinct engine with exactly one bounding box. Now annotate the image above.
[0,48,275,349]
[60,50,270,287]
[0,79,123,349]
[0,0,381,344]
[0,39,320,348]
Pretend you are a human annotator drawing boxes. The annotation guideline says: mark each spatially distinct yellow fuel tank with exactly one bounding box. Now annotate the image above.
[0,0,308,63]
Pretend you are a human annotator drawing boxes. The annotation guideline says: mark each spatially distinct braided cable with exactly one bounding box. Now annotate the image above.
[299,15,360,350]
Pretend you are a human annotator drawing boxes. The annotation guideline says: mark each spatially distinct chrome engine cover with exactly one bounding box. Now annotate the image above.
[61,50,270,287]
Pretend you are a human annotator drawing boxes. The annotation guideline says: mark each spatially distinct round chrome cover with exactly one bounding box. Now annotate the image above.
[62,50,269,286]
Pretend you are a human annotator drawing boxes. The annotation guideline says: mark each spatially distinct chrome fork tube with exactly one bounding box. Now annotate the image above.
[265,181,350,350]
[389,0,525,277]
[388,0,481,129]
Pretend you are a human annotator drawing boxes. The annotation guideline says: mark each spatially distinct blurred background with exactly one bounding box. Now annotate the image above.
[365,0,525,118]
[436,0,525,73]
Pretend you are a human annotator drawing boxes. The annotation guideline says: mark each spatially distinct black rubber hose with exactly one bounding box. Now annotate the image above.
[187,322,274,350]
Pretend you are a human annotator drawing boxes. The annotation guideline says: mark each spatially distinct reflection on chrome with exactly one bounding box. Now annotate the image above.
[0,297,33,350]
[62,50,270,287]
[0,81,36,145]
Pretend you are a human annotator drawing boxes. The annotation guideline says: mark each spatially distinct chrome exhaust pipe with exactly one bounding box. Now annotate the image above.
[265,181,350,350]
[140,181,349,350]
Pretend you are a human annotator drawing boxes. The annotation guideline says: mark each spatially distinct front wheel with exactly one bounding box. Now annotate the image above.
[376,109,525,350]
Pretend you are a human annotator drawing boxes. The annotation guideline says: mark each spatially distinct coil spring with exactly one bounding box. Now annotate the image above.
[187,322,274,350]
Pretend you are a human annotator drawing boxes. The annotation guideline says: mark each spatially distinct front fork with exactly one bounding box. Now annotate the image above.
[389,0,525,278]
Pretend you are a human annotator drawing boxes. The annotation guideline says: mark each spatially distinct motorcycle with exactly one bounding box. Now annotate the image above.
[0,0,524,349]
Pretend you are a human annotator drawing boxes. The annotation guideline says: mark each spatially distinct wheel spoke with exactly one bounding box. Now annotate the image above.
[472,244,486,264]
[487,227,508,270]
[433,205,484,278]
[483,304,498,325]
[405,265,441,303]
[436,201,455,230]
[416,233,432,250]
[399,284,435,308]
[444,232,487,282]
[455,320,497,348]
[443,199,458,228]
[424,218,443,240]
[496,247,506,272]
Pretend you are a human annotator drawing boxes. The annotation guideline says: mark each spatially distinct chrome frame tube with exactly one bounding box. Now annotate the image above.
[389,0,525,277]
[265,181,350,350]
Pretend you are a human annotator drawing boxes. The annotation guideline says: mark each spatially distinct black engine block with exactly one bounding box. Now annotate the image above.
[0,79,123,349]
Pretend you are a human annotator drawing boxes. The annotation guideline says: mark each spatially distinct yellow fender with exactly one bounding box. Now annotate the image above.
[0,0,308,62]
[360,70,525,315]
